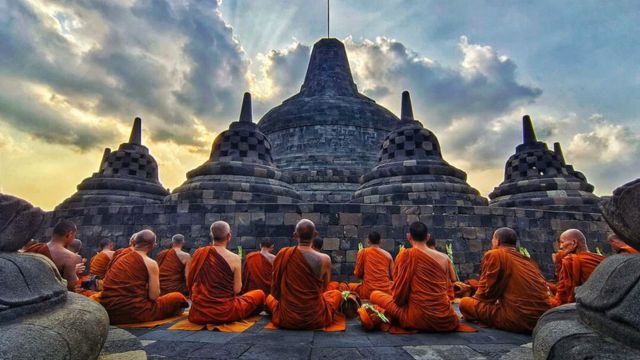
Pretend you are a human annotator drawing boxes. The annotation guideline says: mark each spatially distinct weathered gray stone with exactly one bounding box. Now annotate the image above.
[0,194,45,252]
[601,178,640,250]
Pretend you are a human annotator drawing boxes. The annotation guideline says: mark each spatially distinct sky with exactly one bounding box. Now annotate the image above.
[1,0,639,210]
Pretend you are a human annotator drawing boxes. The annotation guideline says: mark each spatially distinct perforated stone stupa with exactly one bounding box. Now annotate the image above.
[258,38,399,202]
[489,115,599,212]
[352,92,487,206]
[168,93,300,205]
[57,117,168,209]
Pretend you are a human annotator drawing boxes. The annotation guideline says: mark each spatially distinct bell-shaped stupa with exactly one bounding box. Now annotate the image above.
[488,115,600,212]
[57,117,168,209]
[352,91,487,206]
[168,93,300,204]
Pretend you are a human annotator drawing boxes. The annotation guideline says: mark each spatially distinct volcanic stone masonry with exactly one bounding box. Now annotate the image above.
[41,37,610,280]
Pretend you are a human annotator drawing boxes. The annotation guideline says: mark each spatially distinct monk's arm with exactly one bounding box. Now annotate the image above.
[147,261,161,301]
[62,260,80,291]
[233,257,242,295]
[353,251,365,279]
[391,252,411,306]
[448,260,457,283]
[322,255,332,287]
[473,252,502,302]
[388,258,394,281]
[552,258,573,306]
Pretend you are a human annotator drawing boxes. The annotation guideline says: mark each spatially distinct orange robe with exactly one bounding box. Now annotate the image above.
[266,246,342,330]
[241,251,273,295]
[459,247,552,333]
[24,243,53,260]
[89,251,111,279]
[106,247,134,274]
[188,246,265,325]
[370,248,458,332]
[351,247,392,299]
[551,252,604,306]
[99,251,188,324]
[157,249,187,295]
[618,245,639,254]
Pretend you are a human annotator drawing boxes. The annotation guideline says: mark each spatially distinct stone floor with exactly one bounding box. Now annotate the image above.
[99,305,533,360]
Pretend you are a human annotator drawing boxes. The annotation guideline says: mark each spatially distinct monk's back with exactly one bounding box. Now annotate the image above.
[101,251,153,321]
[406,249,451,308]
[158,248,187,294]
[570,252,604,283]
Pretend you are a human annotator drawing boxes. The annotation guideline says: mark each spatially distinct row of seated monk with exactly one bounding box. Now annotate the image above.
[21,219,636,333]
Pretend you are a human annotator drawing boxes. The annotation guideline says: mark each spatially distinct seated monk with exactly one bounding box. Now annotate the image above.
[188,221,265,325]
[427,235,458,300]
[266,219,343,330]
[99,230,188,324]
[365,222,459,332]
[241,240,275,295]
[608,233,638,255]
[551,229,605,307]
[90,238,114,279]
[460,228,552,333]
[24,220,83,291]
[349,231,393,300]
[157,234,191,295]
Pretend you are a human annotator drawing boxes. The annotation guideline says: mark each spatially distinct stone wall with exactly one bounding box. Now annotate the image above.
[39,203,611,281]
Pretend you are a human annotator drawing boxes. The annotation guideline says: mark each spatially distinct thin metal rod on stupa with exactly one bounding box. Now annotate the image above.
[239,92,252,123]
[327,0,330,38]
[129,117,142,144]
[522,115,537,144]
[401,91,414,121]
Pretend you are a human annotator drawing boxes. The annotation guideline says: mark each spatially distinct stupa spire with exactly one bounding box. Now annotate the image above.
[299,38,358,97]
[522,115,537,144]
[239,92,252,123]
[129,117,142,145]
[401,91,414,121]
[554,142,565,164]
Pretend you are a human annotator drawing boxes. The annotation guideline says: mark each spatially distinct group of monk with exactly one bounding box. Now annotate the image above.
[23,217,634,334]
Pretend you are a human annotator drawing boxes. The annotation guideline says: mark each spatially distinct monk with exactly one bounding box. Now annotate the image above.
[551,229,605,306]
[157,234,191,295]
[365,222,458,332]
[312,237,324,252]
[99,230,188,324]
[348,232,393,299]
[90,238,114,279]
[459,228,552,333]
[608,233,638,254]
[241,240,275,295]
[24,220,83,291]
[266,219,343,330]
[105,233,136,274]
[426,234,460,299]
[188,221,265,325]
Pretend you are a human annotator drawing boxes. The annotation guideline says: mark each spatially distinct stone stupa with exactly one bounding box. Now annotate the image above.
[351,91,487,206]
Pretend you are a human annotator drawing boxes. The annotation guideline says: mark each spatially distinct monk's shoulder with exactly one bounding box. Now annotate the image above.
[380,248,393,261]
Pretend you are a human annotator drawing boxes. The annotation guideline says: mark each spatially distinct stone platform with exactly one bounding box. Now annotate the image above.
[102,305,533,360]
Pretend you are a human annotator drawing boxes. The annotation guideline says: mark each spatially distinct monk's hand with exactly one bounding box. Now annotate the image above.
[75,262,86,275]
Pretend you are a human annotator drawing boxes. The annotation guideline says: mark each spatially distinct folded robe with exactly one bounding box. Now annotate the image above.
[90,251,111,279]
[551,251,604,306]
[188,246,265,325]
[267,246,342,330]
[157,248,187,295]
[241,251,273,295]
[105,247,134,275]
[370,248,458,332]
[99,251,188,324]
[352,247,392,299]
[24,242,52,261]
[459,247,552,333]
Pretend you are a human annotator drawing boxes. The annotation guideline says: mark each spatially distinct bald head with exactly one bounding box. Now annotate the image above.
[134,230,156,251]
[295,219,318,244]
[560,229,588,253]
[211,221,231,244]
[129,232,138,247]
[493,227,518,247]
[67,238,83,254]
[172,234,185,247]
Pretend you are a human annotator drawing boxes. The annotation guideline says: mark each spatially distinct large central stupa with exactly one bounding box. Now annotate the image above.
[258,38,399,202]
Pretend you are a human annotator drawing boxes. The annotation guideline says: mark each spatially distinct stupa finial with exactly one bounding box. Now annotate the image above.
[129,117,142,145]
[554,142,565,164]
[239,92,252,123]
[522,115,537,144]
[401,91,414,121]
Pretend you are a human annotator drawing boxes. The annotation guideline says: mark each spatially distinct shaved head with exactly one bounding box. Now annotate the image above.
[99,238,113,250]
[129,232,138,247]
[211,221,231,243]
[295,219,317,244]
[134,230,156,250]
[67,238,83,254]
[172,234,185,246]
[494,227,518,246]
[560,229,588,253]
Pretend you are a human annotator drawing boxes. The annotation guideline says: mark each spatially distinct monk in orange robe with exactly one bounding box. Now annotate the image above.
[365,221,459,332]
[551,229,605,307]
[24,220,84,291]
[188,221,265,325]
[105,234,136,275]
[90,238,114,279]
[348,231,393,299]
[266,219,343,330]
[99,230,188,324]
[242,240,275,295]
[427,235,459,300]
[157,234,191,295]
[460,228,552,333]
[608,233,639,254]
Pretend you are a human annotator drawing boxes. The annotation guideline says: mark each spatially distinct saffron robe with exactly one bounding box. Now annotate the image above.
[618,245,639,254]
[100,251,188,324]
[551,252,604,306]
[351,247,392,299]
[266,246,342,330]
[24,243,52,260]
[241,251,273,295]
[370,248,458,332]
[106,247,134,275]
[459,247,552,333]
[188,246,265,325]
[89,251,111,279]
[157,249,187,295]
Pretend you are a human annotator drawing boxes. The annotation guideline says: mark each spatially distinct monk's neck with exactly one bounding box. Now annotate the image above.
[368,244,380,249]
[498,245,517,250]
[48,240,65,248]
[212,243,227,251]
[172,246,183,251]
[260,249,271,256]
